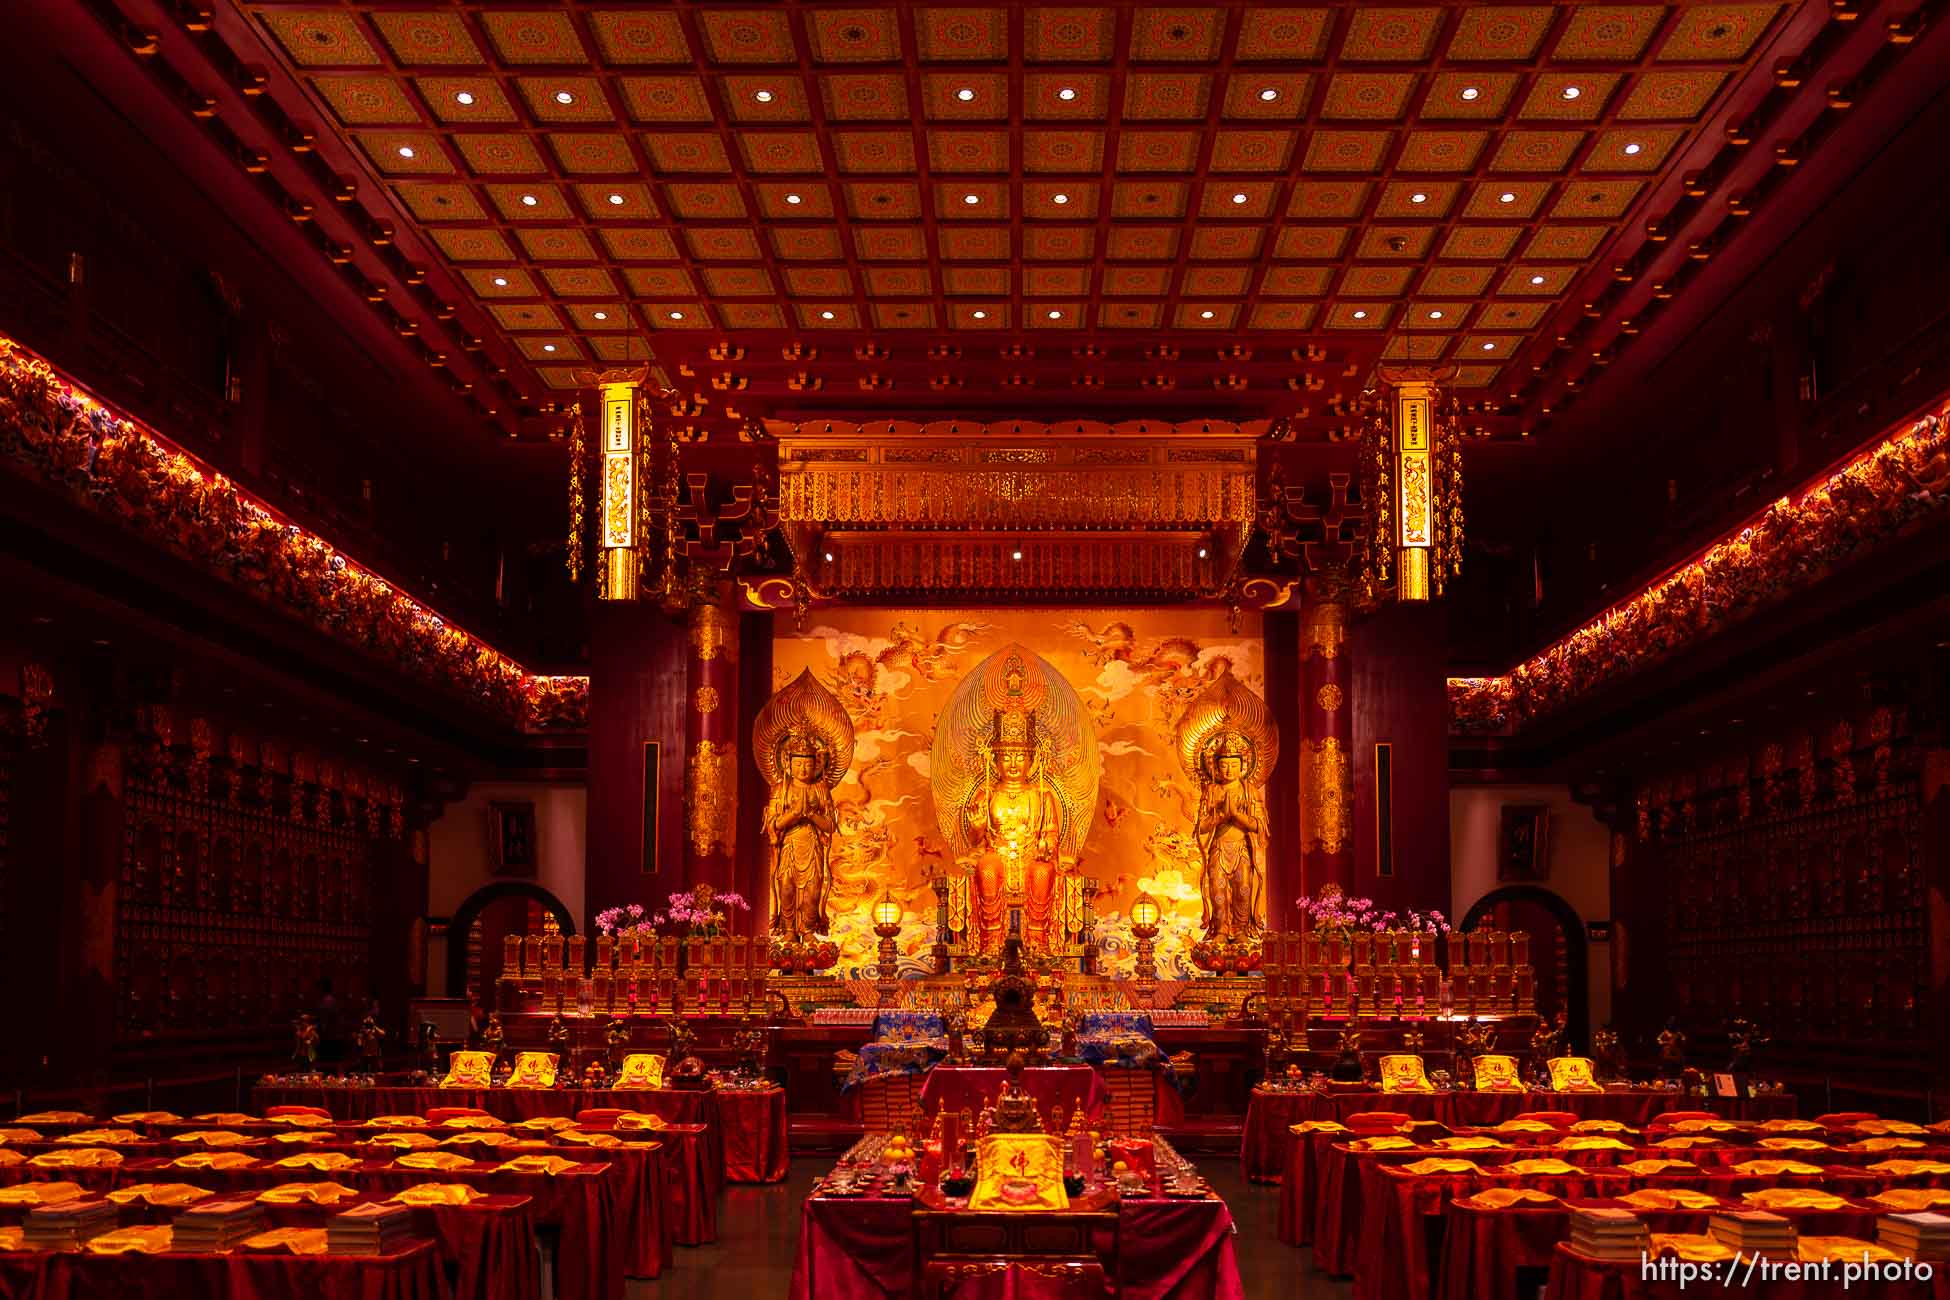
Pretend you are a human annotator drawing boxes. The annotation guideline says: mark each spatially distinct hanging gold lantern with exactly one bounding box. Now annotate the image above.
[1355,367,1465,604]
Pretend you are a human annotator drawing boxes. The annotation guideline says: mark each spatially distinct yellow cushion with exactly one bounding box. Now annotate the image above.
[614,1054,667,1089]
[1401,1158,1481,1175]
[1621,1189,1722,1211]
[86,1226,174,1256]
[0,1181,85,1206]
[506,1052,559,1089]
[257,1182,362,1205]
[105,1184,210,1207]
[1505,1158,1579,1176]
[241,1228,329,1255]
[1731,1159,1823,1175]
[271,1152,358,1171]
[1472,1055,1522,1092]
[440,1051,495,1089]
[396,1151,476,1171]
[1799,1237,1902,1264]
[499,1154,584,1177]
[1378,1055,1432,1094]
[1547,1057,1600,1092]
[1650,1234,1736,1262]
[391,1183,482,1206]
[1460,1187,1560,1209]
[1743,1189,1850,1211]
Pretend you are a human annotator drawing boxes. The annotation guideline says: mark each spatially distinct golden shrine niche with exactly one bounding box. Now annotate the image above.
[932,644,1099,958]
[752,668,856,939]
[1175,669,1276,942]
[770,607,1265,977]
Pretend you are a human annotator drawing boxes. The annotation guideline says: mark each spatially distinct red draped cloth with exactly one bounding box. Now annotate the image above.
[1277,1128,1346,1246]
[786,1193,1243,1300]
[252,1195,538,1300]
[717,1088,789,1184]
[1445,1195,1889,1300]
[1241,1090,1333,1183]
[916,1068,1107,1126]
[103,1158,624,1300]
[0,1239,448,1300]
[1543,1241,1948,1300]
[1245,1088,1793,1132]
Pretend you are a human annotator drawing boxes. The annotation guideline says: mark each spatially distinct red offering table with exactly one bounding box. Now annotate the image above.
[108,1158,625,1300]
[251,1195,538,1300]
[1241,1089,1331,1183]
[787,1138,1243,1300]
[1543,1240,1948,1300]
[716,1087,789,1184]
[1439,1196,1886,1300]
[0,1239,448,1300]
[916,1066,1108,1126]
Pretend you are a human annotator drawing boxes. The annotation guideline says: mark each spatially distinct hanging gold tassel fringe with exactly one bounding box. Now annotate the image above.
[566,400,588,582]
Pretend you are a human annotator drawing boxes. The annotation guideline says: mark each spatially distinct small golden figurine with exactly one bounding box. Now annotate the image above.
[605,1016,632,1072]
[355,1014,386,1073]
[480,1012,506,1065]
[1657,1019,1687,1076]
[292,1013,319,1066]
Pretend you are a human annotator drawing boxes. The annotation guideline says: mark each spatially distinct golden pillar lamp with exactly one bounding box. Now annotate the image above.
[1354,368,1466,604]
[1130,892,1161,1004]
[873,890,904,1007]
[566,364,677,601]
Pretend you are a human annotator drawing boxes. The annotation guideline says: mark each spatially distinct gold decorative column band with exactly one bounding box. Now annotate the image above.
[1304,737,1350,856]
[691,604,736,662]
[686,740,737,859]
[1302,599,1345,660]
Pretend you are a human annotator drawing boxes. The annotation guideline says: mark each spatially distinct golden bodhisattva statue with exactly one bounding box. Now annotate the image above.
[752,668,855,938]
[1176,670,1277,941]
[933,645,1099,956]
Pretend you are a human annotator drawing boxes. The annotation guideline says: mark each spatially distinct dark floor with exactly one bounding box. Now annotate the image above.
[630,1155,1357,1298]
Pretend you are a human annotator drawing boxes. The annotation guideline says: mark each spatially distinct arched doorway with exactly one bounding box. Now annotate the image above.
[445,882,575,1002]
[1462,885,1590,1053]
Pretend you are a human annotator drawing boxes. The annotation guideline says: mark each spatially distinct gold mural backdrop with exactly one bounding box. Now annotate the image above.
[770,608,1265,978]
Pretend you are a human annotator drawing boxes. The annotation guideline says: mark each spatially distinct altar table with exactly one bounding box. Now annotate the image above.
[0,1239,448,1300]
[916,1066,1108,1127]
[1440,1196,1886,1300]
[788,1191,1243,1300]
[99,1158,625,1300]
[1543,1240,1949,1300]
[715,1087,789,1184]
[1246,1087,1792,1170]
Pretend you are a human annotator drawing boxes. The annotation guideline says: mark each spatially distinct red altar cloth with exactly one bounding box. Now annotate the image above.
[716,1087,789,1184]
[251,1196,537,1300]
[1241,1089,1324,1183]
[1543,1241,1948,1300]
[786,1192,1243,1300]
[103,1157,624,1300]
[916,1067,1108,1127]
[1440,1197,1886,1300]
[1277,1126,1345,1246]
[0,1239,447,1300]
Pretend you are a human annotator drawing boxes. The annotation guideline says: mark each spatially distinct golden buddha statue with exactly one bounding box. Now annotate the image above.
[751,669,855,938]
[1175,670,1277,941]
[933,645,1098,956]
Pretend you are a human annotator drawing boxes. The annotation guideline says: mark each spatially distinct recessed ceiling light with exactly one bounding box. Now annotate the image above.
[1199,310,1215,319]
[1428,309,1444,320]
[454,92,475,106]
[820,310,835,320]
[554,90,575,105]
[1499,191,1517,203]
[1052,192,1070,204]
[1057,86,1077,101]
[1047,310,1061,319]
[785,192,803,205]
[1562,85,1582,100]
[542,344,556,352]
[607,193,625,205]
[1623,142,1643,155]
[593,311,608,321]
[972,310,987,320]
[964,193,981,205]
[1352,309,1368,320]
[754,89,775,103]
[955,87,976,102]
[1197,547,1209,558]
[1482,342,1496,351]
[396,146,416,159]
[1460,86,1481,101]
[1410,191,1428,204]
[491,276,508,287]
[1231,192,1249,204]
[1011,549,1023,561]
[1530,274,1546,285]
[668,311,685,320]
[1258,87,1279,102]
[520,194,538,206]
[823,551,834,562]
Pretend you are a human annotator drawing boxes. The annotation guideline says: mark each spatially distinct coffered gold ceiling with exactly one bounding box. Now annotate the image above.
[230,2,1799,434]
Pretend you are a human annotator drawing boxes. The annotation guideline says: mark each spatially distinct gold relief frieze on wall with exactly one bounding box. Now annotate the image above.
[778,464,1256,529]
[817,532,1218,596]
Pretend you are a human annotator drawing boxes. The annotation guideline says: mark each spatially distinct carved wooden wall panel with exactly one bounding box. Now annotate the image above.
[116,773,376,1042]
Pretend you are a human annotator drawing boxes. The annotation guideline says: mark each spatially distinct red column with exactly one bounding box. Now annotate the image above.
[1300,592,1354,900]
[682,583,741,909]
[586,603,686,928]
